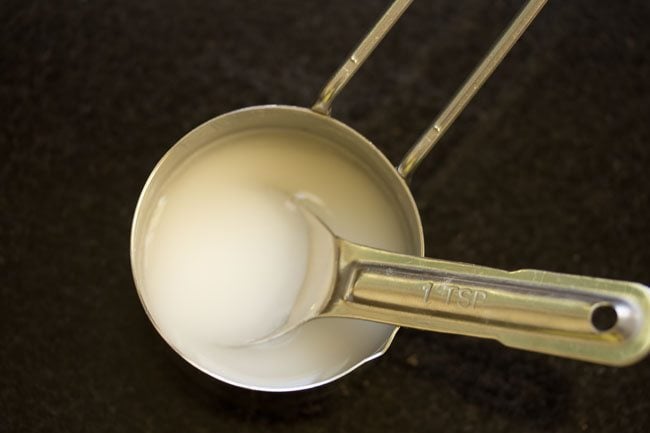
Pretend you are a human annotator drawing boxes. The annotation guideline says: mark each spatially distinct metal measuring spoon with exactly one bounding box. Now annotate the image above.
[255,206,650,366]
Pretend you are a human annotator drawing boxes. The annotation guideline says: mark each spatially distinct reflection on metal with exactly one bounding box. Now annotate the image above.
[324,238,650,366]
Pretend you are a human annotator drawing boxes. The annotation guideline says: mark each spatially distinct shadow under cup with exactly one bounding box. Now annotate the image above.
[130,105,425,391]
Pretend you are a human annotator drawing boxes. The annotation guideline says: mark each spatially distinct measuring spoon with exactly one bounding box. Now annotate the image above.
[254,205,650,367]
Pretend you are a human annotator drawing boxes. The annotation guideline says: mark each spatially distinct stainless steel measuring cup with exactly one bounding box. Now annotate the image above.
[131,0,650,391]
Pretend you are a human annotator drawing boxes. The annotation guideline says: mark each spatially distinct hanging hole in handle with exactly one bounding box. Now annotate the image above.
[591,303,618,332]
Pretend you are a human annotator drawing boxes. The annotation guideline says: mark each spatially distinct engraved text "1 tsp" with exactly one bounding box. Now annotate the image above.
[421,282,487,308]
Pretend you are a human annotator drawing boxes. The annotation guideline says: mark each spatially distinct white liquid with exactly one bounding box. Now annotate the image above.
[138,128,414,389]
[146,186,311,346]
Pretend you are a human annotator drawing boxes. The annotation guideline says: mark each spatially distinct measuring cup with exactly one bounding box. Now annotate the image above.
[131,0,650,392]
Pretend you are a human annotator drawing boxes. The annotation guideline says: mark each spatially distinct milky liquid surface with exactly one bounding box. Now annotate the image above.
[146,185,312,346]
[138,128,414,389]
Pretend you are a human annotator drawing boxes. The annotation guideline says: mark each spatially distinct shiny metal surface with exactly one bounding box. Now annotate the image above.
[260,209,650,366]
[324,238,650,366]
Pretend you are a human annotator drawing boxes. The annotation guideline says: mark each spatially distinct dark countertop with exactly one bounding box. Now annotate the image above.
[2,0,649,431]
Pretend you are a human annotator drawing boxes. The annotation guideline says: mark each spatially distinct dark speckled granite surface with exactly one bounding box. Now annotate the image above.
[2,0,650,431]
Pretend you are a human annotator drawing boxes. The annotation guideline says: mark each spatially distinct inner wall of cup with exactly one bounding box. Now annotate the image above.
[131,106,424,390]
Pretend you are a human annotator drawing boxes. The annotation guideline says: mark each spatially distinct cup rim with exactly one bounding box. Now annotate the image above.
[130,104,425,391]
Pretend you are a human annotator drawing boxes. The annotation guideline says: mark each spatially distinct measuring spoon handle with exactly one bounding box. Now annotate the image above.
[325,240,650,366]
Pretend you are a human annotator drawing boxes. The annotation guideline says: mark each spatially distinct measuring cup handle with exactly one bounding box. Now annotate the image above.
[397,0,547,178]
[312,0,413,115]
[324,239,650,366]
[311,0,547,179]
